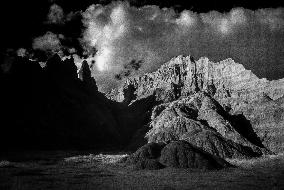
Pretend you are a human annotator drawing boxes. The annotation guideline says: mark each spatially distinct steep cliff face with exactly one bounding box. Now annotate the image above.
[109,55,284,154]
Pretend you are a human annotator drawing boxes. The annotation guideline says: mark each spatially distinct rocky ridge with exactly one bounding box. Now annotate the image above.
[108,55,284,104]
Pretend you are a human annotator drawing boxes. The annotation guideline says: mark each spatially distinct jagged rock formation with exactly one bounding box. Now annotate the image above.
[108,55,284,154]
[108,55,284,104]
[1,53,283,156]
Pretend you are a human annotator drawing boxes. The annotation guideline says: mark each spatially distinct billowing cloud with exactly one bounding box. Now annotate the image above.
[81,2,284,92]
[176,10,197,27]
[32,32,64,52]
[200,8,248,35]
[17,48,28,57]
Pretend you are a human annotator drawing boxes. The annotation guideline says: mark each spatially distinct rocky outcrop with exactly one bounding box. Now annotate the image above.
[124,142,166,170]
[124,141,230,170]
[109,55,284,154]
[159,141,230,169]
[146,92,265,158]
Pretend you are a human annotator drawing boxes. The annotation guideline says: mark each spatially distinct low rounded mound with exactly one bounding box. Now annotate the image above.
[131,159,164,170]
[125,142,166,170]
[126,142,166,164]
[181,130,262,159]
[160,141,230,169]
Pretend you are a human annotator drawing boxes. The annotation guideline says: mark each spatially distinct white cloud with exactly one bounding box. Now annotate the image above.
[176,10,196,27]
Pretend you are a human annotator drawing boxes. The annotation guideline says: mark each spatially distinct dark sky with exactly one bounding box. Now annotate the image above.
[1,0,283,50]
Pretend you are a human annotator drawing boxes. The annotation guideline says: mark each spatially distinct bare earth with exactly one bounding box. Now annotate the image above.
[0,151,283,190]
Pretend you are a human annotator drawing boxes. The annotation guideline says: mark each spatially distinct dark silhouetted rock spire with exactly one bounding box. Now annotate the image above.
[79,60,91,81]
[79,60,98,91]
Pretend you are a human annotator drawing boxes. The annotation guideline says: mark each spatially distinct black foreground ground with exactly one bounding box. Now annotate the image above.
[0,151,283,190]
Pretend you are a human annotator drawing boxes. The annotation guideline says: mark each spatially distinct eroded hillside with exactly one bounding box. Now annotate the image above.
[108,55,284,154]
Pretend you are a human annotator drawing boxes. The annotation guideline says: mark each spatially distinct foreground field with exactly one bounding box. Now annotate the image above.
[0,151,283,190]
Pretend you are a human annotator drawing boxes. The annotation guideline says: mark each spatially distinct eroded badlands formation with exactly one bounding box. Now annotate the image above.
[108,55,284,156]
